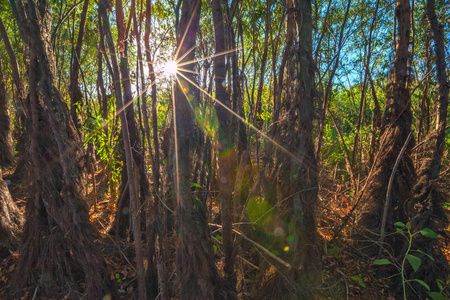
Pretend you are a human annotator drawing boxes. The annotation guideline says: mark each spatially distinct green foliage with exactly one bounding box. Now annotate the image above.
[328,244,341,258]
[373,222,442,300]
[373,258,392,266]
[84,107,121,189]
[350,274,366,288]
[194,103,219,139]
[247,196,273,227]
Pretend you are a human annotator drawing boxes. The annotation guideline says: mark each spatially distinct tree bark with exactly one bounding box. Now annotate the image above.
[356,0,414,254]
[10,0,111,297]
[211,0,237,296]
[69,0,89,132]
[259,0,319,298]
[0,58,14,167]
[0,57,23,260]
[98,0,146,298]
[175,0,216,298]
[406,0,449,297]
[144,1,167,298]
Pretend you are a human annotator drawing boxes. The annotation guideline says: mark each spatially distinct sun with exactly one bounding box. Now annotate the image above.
[163,60,178,77]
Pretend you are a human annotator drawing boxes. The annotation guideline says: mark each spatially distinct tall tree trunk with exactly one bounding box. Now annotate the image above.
[0,58,14,168]
[0,15,29,183]
[108,0,151,244]
[356,0,414,253]
[406,0,449,297]
[69,0,89,132]
[0,57,23,260]
[143,1,167,298]
[211,0,237,296]
[174,0,216,298]
[260,0,319,298]
[131,1,158,297]
[10,0,111,297]
[98,0,146,298]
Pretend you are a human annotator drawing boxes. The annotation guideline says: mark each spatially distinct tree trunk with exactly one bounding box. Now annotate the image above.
[0,57,23,260]
[10,0,111,298]
[356,0,414,254]
[143,1,167,298]
[0,58,14,168]
[98,0,146,298]
[406,0,449,297]
[69,0,89,132]
[211,0,237,295]
[0,168,23,260]
[175,0,216,298]
[259,0,319,298]
[108,0,151,244]
[0,15,29,183]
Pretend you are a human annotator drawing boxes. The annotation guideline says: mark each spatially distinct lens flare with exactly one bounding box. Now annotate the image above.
[164,60,178,77]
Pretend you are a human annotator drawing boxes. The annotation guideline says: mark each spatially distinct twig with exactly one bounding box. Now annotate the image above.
[379,131,414,249]
[32,286,38,300]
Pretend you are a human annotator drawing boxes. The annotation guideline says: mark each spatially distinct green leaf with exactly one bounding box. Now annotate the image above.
[190,182,203,189]
[410,249,435,261]
[215,234,222,241]
[394,221,406,228]
[406,222,411,229]
[213,245,218,254]
[373,259,392,266]
[410,279,429,291]
[427,292,445,300]
[419,228,438,239]
[406,254,422,272]
[350,275,366,288]
[396,228,406,236]
[436,279,444,291]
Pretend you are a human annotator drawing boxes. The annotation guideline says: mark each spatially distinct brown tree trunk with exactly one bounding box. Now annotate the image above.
[0,168,23,260]
[175,0,216,298]
[0,15,29,183]
[10,0,111,298]
[259,0,319,298]
[0,16,25,106]
[69,0,89,132]
[143,1,168,298]
[108,0,151,245]
[211,0,237,296]
[406,0,449,297]
[356,0,414,253]
[98,0,146,298]
[0,58,14,168]
[0,57,23,260]
[131,1,158,297]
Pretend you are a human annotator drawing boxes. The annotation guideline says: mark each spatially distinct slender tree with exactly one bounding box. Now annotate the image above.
[69,0,89,131]
[211,0,237,295]
[174,0,217,298]
[98,0,146,298]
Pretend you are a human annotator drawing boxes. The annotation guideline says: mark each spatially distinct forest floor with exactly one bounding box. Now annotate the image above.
[1,166,449,299]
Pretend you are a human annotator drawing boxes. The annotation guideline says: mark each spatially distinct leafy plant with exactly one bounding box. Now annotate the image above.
[373,222,442,300]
